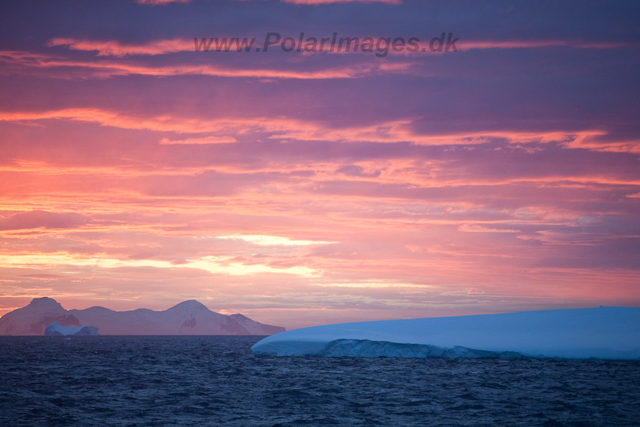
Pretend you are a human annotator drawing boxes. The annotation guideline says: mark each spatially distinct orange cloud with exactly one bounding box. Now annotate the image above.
[559,136,640,154]
[3,110,630,177]
[1,49,414,79]
[0,108,610,151]
[47,38,192,57]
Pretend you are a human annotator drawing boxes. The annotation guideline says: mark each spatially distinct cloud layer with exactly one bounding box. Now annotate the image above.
[0,0,639,328]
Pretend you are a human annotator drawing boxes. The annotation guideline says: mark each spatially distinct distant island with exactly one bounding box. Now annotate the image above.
[0,297,285,336]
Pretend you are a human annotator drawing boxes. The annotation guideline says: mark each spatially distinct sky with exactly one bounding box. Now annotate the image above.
[0,0,639,329]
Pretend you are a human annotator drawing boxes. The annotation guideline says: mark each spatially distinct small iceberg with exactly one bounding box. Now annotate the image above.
[251,307,640,360]
[44,321,99,336]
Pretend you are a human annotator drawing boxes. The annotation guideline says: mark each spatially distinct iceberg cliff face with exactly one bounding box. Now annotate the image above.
[251,307,640,360]
[318,339,524,359]
[44,321,99,336]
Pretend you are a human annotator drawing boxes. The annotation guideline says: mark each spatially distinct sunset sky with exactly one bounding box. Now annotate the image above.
[0,0,639,329]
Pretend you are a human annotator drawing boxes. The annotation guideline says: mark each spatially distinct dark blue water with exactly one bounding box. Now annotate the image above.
[1,336,638,426]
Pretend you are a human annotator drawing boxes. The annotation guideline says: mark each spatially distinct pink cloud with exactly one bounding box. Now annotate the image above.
[0,211,88,231]
[44,37,631,61]
[0,0,638,328]
[459,40,631,51]
[282,0,401,4]
[136,0,192,5]
[0,108,612,152]
[47,38,192,57]
[160,136,238,145]
[1,49,412,79]
[458,224,521,233]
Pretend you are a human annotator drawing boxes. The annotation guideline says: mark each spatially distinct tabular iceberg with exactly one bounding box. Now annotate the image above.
[251,307,640,360]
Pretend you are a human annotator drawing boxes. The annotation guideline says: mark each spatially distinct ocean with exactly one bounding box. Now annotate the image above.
[1,336,638,426]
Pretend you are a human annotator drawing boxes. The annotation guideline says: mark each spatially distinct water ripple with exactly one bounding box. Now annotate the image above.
[1,336,638,426]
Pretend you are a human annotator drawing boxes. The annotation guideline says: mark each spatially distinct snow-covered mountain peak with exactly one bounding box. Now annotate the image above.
[1,297,285,336]
[27,297,64,310]
[167,300,209,312]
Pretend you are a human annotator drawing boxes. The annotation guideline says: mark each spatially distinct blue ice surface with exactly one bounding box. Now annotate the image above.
[252,307,640,360]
